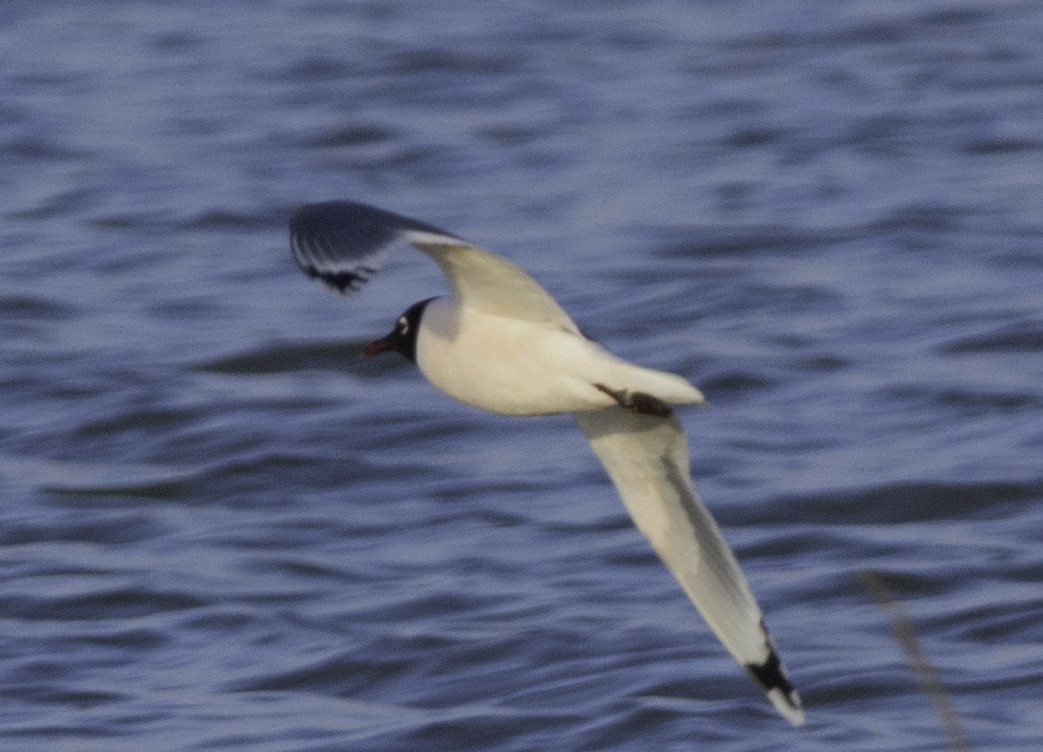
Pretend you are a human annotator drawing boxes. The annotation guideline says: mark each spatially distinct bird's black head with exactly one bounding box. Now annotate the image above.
[361,297,434,363]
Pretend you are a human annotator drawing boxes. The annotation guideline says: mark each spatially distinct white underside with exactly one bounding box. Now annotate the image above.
[573,407,805,726]
[415,298,705,416]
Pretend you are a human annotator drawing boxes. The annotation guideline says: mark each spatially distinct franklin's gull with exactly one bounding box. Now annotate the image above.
[289,200,805,726]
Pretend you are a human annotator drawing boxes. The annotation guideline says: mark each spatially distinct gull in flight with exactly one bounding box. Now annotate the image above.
[289,200,804,726]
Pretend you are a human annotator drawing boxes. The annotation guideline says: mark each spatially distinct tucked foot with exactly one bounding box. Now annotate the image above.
[594,384,672,417]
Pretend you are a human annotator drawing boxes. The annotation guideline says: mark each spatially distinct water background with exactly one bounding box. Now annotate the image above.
[1,1,1041,750]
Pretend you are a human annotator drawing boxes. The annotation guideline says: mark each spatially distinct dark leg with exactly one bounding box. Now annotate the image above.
[593,384,672,418]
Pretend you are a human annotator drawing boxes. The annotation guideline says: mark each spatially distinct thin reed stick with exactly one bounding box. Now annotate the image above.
[860,570,971,752]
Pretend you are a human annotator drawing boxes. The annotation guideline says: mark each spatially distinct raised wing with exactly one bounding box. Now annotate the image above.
[290,201,579,333]
[572,407,805,726]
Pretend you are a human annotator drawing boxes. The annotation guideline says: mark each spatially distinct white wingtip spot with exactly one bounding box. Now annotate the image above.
[766,688,806,727]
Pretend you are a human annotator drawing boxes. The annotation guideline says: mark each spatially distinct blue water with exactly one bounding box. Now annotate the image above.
[2,1,1041,750]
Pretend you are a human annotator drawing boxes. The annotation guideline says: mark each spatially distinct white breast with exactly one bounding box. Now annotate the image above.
[415,298,703,416]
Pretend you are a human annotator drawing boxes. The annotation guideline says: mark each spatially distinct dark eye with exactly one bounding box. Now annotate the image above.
[398,316,409,333]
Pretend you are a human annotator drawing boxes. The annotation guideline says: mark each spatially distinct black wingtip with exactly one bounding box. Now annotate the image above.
[746,650,794,696]
[300,264,369,295]
[745,649,804,726]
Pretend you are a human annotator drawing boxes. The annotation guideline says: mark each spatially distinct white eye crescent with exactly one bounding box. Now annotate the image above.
[398,316,409,333]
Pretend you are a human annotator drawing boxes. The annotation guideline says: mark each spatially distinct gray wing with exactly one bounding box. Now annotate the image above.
[573,407,805,726]
[290,201,447,296]
[290,201,579,333]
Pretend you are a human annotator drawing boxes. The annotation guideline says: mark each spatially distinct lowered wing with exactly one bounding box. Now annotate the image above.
[572,406,804,726]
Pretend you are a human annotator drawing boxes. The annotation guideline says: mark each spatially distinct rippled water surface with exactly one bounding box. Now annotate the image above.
[2,1,1041,750]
